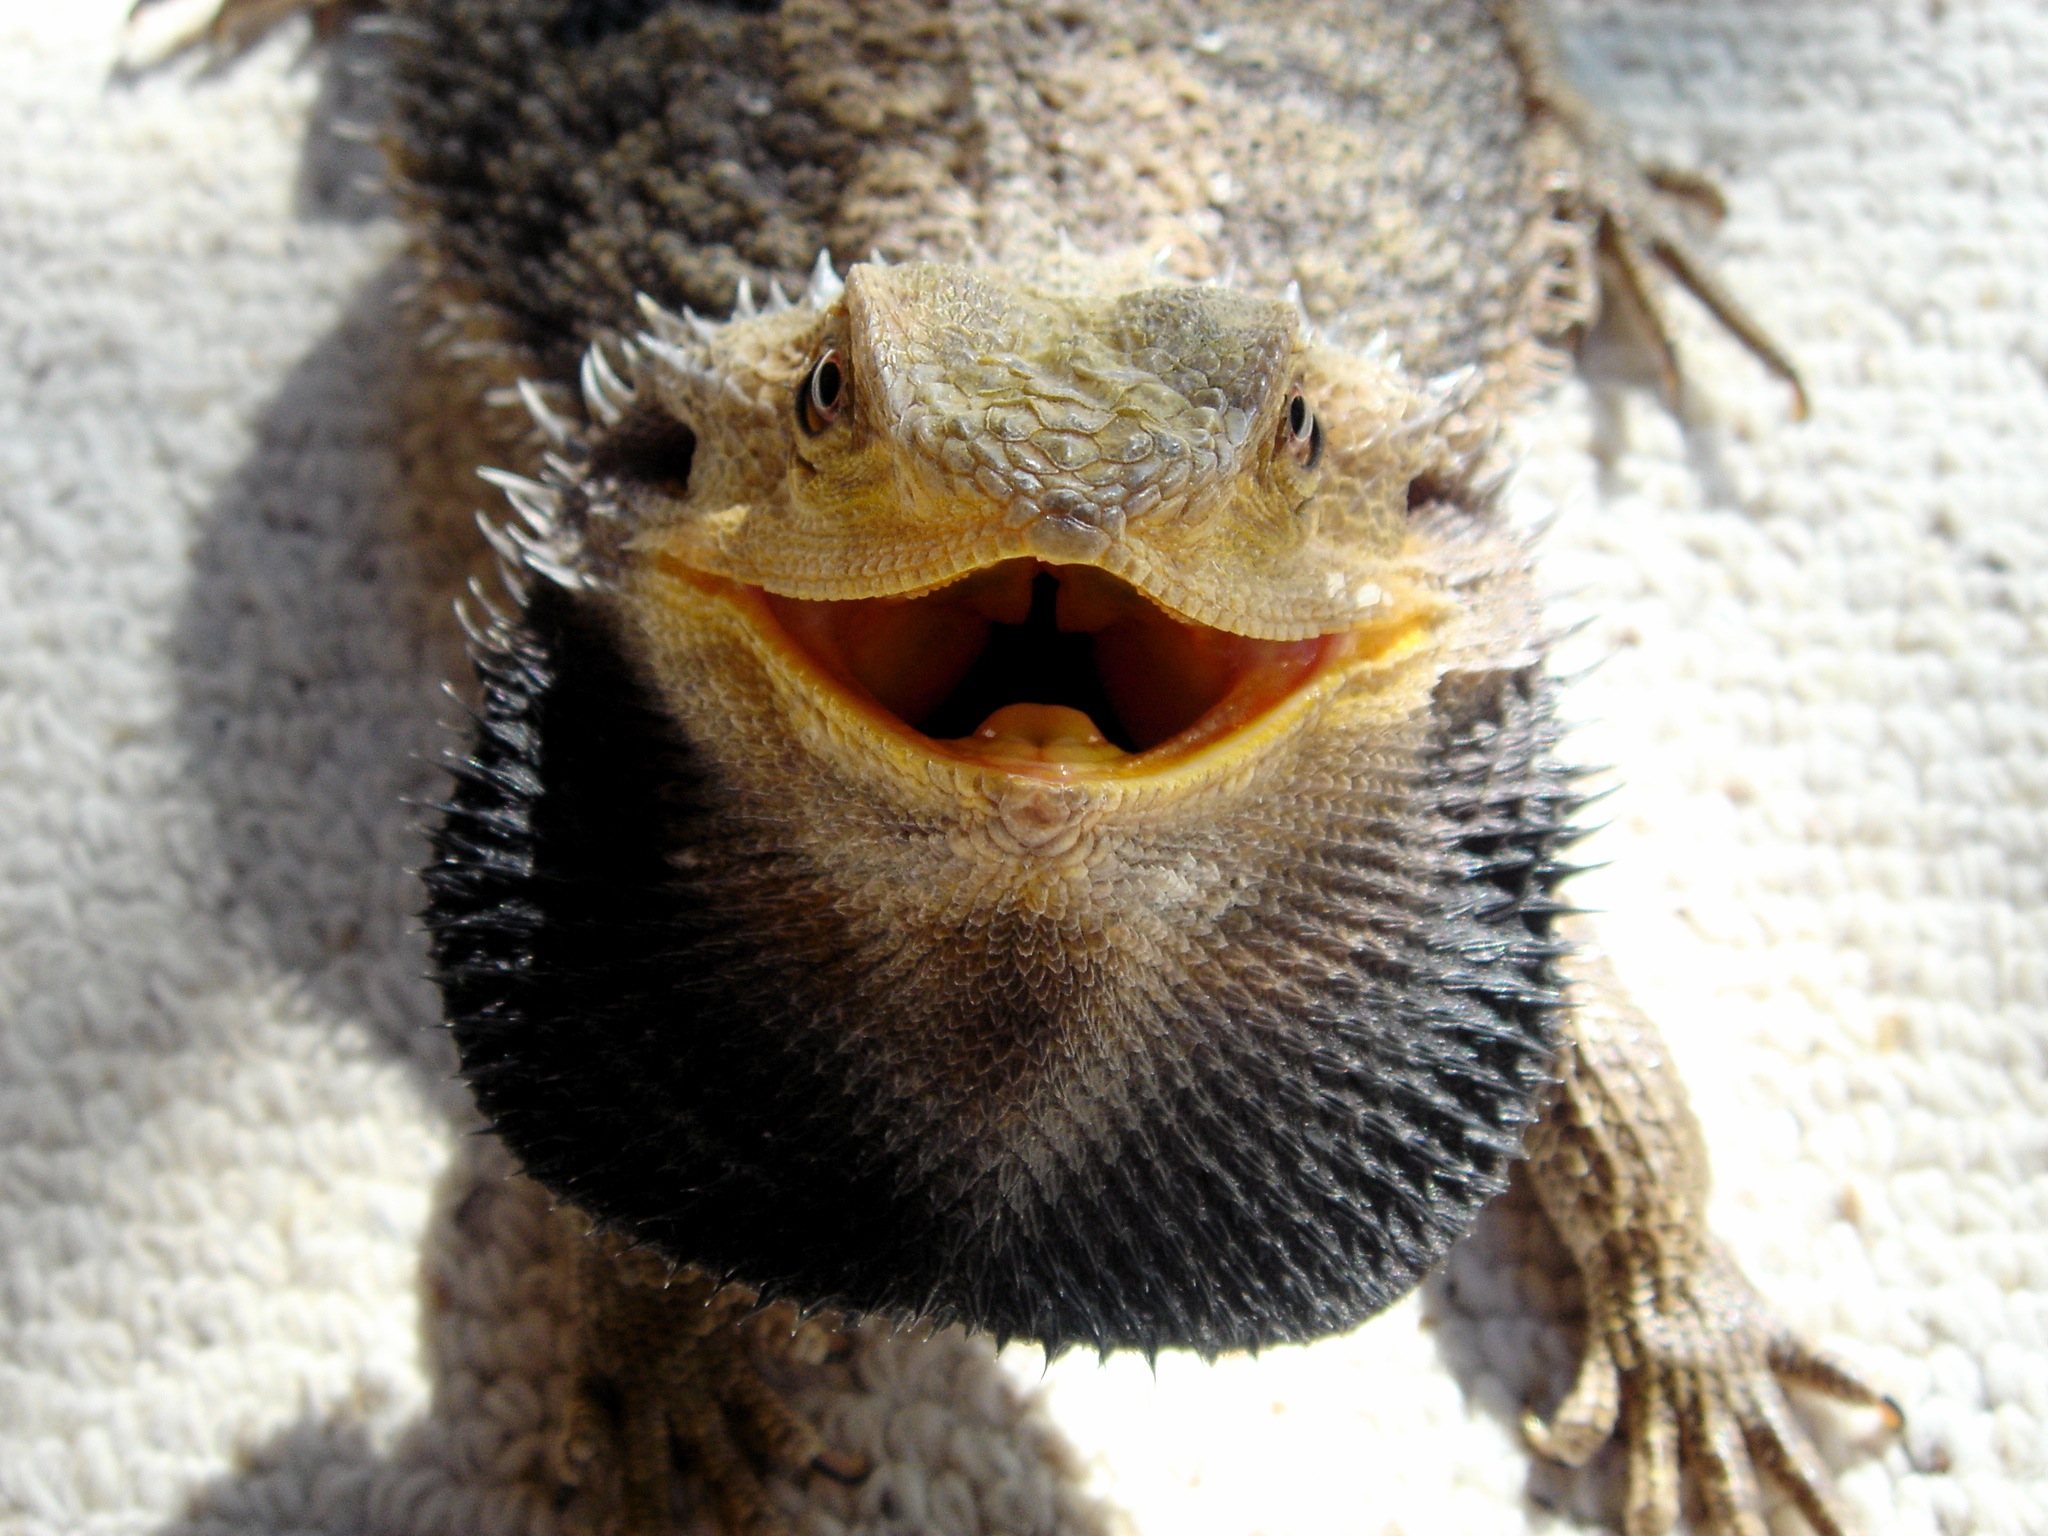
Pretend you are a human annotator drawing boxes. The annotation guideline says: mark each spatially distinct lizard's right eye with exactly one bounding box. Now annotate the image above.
[1280,384,1321,469]
[800,348,846,434]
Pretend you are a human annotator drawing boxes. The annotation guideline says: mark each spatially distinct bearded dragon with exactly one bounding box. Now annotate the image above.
[161,0,1898,1531]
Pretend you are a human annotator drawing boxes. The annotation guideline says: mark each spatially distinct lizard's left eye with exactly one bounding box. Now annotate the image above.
[1281,384,1321,468]
[800,348,847,434]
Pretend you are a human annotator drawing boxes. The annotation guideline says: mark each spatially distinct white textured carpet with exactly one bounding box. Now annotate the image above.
[3,2,2044,1533]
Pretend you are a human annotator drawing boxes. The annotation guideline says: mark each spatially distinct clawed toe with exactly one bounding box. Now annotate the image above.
[810,1446,870,1485]
[126,0,369,61]
[1540,1266,1896,1536]
[1520,950,1896,1536]
[1499,0,1808,418]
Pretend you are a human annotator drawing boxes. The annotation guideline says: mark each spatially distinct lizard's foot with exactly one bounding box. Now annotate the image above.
[126,0,373,61]
[1525,1240,1899,1536]
[560,1227,869,1536]
[1497,1,1808,418]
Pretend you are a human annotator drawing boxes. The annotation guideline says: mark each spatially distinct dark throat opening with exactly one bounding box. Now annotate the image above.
[917,572,1136,749]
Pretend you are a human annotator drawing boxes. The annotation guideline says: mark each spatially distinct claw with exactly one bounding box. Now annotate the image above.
[1523,1315,1619,1467]
[1639,225,1809,420]
[1766,1331,1898,1421]
[1643,162,1730,222]
[1527,951,1894,1536]
[1597,212,1684,412]
[1500,0,1808,419]
[811,1446,869,1485]
[1741,1380,1860,1536]
[1686,1389,1768,1536]
[1622,1369,1681,1536]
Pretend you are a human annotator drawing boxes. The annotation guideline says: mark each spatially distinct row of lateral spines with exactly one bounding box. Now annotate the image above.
[1418,665,1592,1117]
[419,588,1588,1357]
[888,671,1585,1353]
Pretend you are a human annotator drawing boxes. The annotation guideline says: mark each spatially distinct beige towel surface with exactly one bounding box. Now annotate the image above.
[2,3,2043,1533]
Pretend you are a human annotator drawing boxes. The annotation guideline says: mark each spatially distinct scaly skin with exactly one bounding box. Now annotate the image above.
[1525,936,1901,1536]
[154,0,1893,1531]
[554,1229,867,1534]
[441,249,1893,1534]
[442,247,1572,1397]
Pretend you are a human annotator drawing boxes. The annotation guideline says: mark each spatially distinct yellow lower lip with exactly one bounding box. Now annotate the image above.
[648,553,1435,784]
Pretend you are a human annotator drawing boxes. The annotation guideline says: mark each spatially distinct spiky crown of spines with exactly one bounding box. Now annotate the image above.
[466,249,849,611]
[468,246,1513,630]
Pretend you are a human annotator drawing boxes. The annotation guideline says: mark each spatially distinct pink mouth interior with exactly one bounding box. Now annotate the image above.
[764,560,1328,760]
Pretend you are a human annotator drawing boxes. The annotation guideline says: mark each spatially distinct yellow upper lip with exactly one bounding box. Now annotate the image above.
[655,553,1431,784]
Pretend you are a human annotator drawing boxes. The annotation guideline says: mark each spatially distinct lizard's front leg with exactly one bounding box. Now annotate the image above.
[1497,0,1809,419]
[559,1223,869,1536]
[1522,940,1899,1536]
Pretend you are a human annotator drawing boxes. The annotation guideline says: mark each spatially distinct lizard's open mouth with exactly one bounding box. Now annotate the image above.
[761,559,1332,776]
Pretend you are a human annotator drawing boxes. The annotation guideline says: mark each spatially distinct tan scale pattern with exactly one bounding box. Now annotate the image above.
[501,235,1894,1531]
[70,2,1914,1533]
[621,261,1458,640]
[1523,940,1899,1536]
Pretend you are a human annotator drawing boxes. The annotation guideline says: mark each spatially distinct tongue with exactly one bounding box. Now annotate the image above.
[959,703,1129,766]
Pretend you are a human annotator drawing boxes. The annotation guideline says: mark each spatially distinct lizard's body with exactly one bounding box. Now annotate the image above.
[170,0,1891,1530]
[395,0,1565,392]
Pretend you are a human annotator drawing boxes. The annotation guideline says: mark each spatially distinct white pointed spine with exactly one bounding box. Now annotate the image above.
[634,335,764,411]
[478,508,588,592]
[514,379,576,449]
[453,592,493,648]
[764,279,791,315]
[524,552,587,590]
[1283,280,1316,341]
[476,508,526,571]
[635,292,695,347]
[473,446,595,595]
[1402,364,1483,439]
[1425,363,1480,417]
[477,467,563,534]
[806,249,843,307]
[635,337,702,380]
[465,574,513,625]
[731,275,757,320]
[579,343,635,426]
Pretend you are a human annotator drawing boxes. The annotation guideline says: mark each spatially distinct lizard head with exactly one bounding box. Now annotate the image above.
[437,256,1573,1355]
[579,259,1464,785]
[633,259,1416,634]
